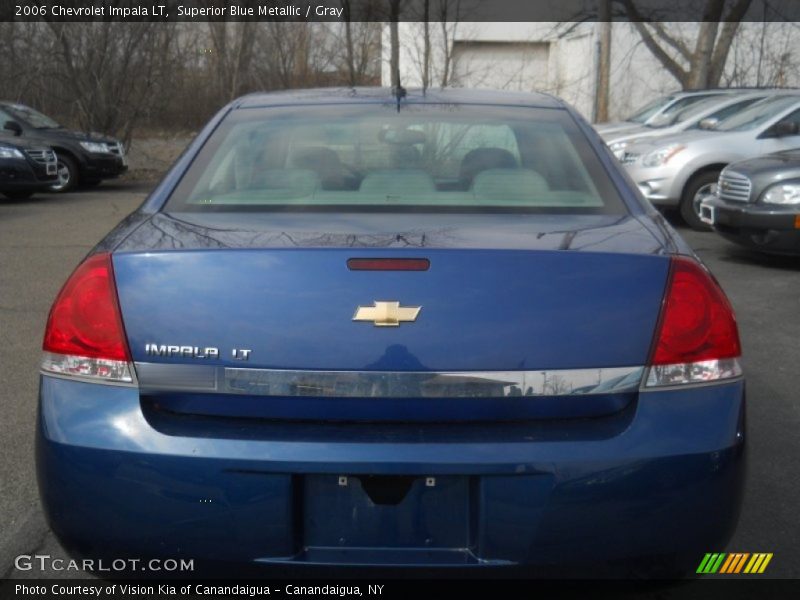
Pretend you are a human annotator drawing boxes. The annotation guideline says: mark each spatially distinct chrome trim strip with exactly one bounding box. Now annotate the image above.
[40,371,139,388]
[640,375,744,392]
[718,171,751,203]
[643,357,743,389]
[41,352,137,386]
[134,363,645,398]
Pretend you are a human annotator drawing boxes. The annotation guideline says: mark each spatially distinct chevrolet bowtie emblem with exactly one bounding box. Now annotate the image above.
[353,301,421,327]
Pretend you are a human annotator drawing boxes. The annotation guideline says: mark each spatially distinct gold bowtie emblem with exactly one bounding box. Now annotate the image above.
[353,301,421,327]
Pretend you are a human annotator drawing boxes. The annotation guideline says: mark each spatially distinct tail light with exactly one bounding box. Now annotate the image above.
[41,253,135,384]
[645,256,742,387]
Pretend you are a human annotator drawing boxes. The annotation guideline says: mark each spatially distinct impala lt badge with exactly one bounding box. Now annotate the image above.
[145,344,251,360]
[353,301,421,327]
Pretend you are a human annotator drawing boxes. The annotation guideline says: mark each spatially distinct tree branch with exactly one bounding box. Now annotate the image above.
[708,0,755,85]
[648,21,692,62]
[640,23,691,85]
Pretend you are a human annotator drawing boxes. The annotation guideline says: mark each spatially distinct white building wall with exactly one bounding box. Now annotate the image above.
[382,22,800,122]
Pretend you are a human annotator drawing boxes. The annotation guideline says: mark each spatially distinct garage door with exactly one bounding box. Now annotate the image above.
[451,41,550,91]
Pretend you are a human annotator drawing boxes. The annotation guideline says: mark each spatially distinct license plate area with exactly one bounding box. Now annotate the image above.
[303,474,469,550]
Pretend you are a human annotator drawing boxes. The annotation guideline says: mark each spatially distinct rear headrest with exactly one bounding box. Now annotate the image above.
[459,148,518,186]
[359,169,436,196]
[292,147,343,171]
[472,169,550,203]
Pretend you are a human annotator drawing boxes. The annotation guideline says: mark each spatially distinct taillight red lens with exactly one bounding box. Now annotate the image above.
[43,253,130,361]
[650,257,741,366]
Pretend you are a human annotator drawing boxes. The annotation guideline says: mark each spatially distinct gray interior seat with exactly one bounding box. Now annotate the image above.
[472,168,550,203]
[459,148,518,188]
[292,147,357,190]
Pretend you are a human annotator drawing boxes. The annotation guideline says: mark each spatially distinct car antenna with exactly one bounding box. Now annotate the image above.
[393,84,407,113]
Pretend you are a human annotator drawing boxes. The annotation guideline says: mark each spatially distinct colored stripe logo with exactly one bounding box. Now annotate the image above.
[697,553,773,574]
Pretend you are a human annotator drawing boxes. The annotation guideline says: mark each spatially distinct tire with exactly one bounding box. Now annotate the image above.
[2,190,34,200]
[680,171,719,231]
[48,153,79,193]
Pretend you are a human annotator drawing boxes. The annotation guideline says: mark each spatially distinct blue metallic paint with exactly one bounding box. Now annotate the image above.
[38,89,744,573]
[113,248,669,372]
[38,375,745,568]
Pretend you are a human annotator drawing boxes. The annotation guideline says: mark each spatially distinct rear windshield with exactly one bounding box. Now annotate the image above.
[166,103,625,214]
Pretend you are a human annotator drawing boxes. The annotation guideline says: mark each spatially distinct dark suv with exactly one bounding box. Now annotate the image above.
[0,102,127,192]
[0,132,58,199]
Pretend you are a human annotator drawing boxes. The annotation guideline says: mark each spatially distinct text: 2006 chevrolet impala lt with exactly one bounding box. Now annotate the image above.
[37,89,744,576]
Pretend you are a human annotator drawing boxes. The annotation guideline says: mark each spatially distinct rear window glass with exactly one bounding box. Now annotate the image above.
[166,103,625,214]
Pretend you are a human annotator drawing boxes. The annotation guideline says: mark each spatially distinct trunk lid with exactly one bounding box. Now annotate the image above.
[112,213,669,421]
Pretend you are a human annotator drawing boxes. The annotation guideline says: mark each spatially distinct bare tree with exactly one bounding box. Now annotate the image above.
[44,22,176,143]
[422,0,432,90]
[402,1,467,89]
[619,0,755,89]
[389,0,401,88]
[437,0,463,86]
[0,19,380,137]
[595,1,612,121]
[724,21,800,87]
[207,21,257,101]
[339,2,382,86]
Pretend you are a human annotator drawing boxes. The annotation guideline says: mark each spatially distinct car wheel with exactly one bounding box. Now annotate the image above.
[49,154,79,193]
[2,190,34,200]
[680,171,719,231]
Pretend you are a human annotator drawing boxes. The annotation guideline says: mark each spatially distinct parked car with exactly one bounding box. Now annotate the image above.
[700,149,800,255]
[594,89,736,137]
[621,93,800,229]
[0,132,57,199]
[603,92,774,159]
[0,101,127,192]
[37,88,744,577]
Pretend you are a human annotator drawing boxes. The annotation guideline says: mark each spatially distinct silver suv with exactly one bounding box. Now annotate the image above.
[595,90,735,137]
[621,94,800,229]
[602,93,773,159]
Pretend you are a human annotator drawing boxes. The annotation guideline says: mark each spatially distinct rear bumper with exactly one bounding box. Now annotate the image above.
[703,197,800,255]
[37,375,746,572]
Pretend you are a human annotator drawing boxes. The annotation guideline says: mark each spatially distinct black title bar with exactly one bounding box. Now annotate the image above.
[2,0,800,23]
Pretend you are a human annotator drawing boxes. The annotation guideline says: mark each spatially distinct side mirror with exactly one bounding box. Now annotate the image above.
[768,121,800,138]
[3,120,22,136]
[698,117,719,130]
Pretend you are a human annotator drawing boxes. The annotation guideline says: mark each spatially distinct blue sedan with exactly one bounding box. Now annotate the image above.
[37,88,744,577]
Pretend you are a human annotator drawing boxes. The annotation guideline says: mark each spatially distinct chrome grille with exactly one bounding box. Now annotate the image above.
[718,170,751,203]
[25,149,57,164]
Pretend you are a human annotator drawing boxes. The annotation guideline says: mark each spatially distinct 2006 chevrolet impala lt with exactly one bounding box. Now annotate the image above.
[37,88,744,576]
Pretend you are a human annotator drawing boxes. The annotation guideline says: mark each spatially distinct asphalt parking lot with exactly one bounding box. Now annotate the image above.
[1,184,799,580]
